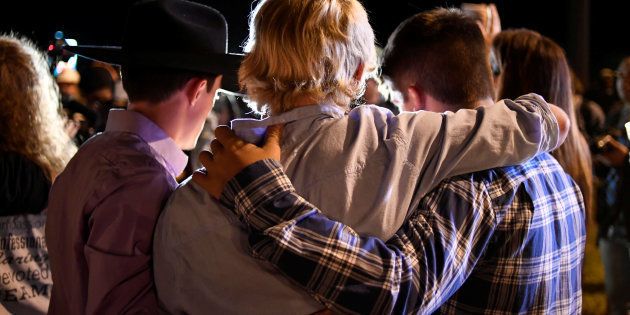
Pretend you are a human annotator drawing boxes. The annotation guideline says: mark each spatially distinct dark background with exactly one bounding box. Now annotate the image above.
[1,0,627,87]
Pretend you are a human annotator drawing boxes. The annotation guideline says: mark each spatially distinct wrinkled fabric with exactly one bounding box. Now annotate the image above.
[154,94,561,314]
[46,109,186,315]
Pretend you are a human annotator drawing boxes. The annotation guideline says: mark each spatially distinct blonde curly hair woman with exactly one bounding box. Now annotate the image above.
[0,34,76,314]
[0,34,76,180]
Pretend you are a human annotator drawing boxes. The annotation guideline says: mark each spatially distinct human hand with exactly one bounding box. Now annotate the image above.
[192,124,283,198]
[596,135,629,167]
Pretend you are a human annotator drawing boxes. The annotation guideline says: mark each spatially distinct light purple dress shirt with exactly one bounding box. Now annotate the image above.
[46,109,187,314]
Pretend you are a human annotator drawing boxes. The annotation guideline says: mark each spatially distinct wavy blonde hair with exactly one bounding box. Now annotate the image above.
[0,34,76,179]
[239,0,377,114]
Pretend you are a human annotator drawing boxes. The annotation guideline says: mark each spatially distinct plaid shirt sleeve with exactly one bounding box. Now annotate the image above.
[219,159,499,314]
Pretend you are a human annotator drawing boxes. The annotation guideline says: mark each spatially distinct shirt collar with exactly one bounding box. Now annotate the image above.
[230,104,345,145]
[105,109,188,178]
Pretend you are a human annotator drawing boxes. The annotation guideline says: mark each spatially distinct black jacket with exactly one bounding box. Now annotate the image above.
[0,151,51,216]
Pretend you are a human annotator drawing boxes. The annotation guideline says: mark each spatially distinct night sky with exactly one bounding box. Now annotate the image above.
[1,0,628,85]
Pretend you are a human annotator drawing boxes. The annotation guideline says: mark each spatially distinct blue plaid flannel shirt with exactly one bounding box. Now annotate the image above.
[220,153,586,314]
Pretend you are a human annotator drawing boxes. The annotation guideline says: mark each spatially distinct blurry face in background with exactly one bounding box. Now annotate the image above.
[92,87,114,104]
[616,60,630,103]
[364,79,381,105]
[58,83,81,100]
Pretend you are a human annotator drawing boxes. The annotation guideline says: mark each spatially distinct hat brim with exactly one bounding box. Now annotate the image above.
[65,46,244,93]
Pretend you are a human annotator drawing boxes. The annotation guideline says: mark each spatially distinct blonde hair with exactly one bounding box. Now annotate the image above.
[239,0,377,114]
[0,34,76,179]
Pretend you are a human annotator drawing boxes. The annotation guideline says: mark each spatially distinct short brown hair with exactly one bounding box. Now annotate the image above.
[382,8,494,109]
[121,66,216,103]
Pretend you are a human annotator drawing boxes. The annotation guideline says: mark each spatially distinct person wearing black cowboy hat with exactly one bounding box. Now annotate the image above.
[45,1,242,314]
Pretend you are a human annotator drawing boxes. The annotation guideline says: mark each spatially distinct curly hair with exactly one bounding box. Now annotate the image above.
[239,0,377,114]
[0,34,76,179]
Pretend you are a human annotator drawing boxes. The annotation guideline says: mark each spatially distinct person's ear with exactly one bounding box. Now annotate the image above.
[353,62,365,81]
[187,75,223,107]
[186,78,208,107]
[405,85,424,111]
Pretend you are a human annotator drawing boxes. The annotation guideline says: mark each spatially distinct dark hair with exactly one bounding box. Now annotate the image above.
[382,8,494,109]
[493,29,572,107]
[79,67,114,95]
[493,28,593,220]
[121,66,216,103]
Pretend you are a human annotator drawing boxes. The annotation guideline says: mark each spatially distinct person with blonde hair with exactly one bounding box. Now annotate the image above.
[193,9,586,314]
[0,35,76,180]
[154,2,568,314]
[0,34,76,315]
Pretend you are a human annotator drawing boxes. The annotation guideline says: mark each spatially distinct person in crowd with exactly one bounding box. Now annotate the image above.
[607,58,630,136]
[154,2,569,313]
[189,92,253,170]
[586,68,619,115]
[461,2,502,83]
[594,56,630,315]
[55,68,81,102]
[91,61,130,108]
[193,8,585,314]
[571,70,606,143]
[45,0,241,313]
[77,66,114,132]
[112,79,129,108]
[359,46,400,114]
[461,2,501,45]
[362,76,400,114]
[0,34,76,315]
[61,99,98,146]
[492,29,594,219]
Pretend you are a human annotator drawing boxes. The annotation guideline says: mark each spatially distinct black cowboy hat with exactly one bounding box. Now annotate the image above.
[65,0,243,92]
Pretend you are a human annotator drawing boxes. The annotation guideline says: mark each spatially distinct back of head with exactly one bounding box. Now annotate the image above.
[0,34,76,178]
[121,66,215,104]
[493,29,572,111]
[382,8,494,110]
[493,29,593,217]
[239,0,377,114]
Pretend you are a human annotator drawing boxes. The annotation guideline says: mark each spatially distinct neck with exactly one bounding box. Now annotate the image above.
[431,96,495,112]
[470,97,495,108]
[293,96,329,108]
[127,97,188,148]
